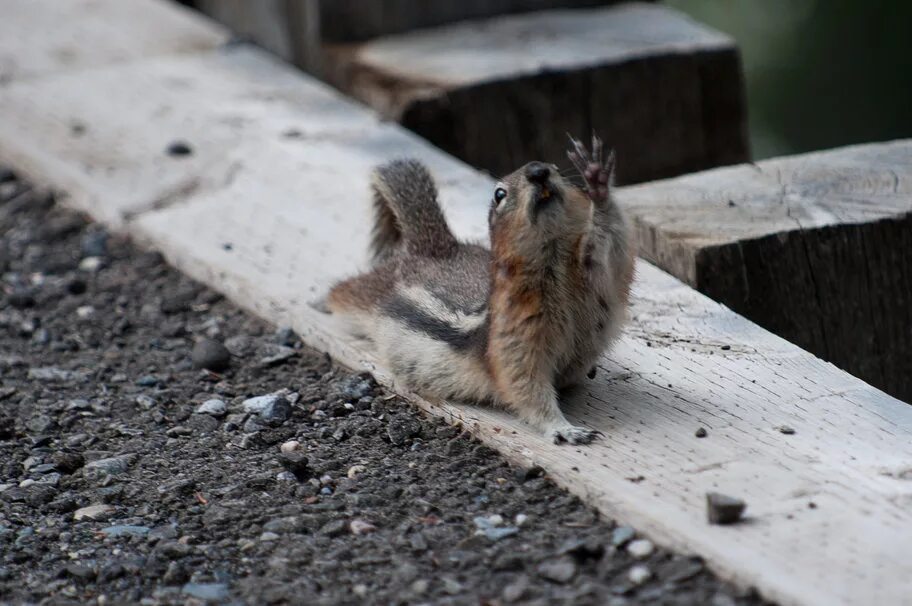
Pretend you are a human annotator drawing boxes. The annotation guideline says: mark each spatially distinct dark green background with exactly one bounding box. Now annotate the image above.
[667,0,912,159]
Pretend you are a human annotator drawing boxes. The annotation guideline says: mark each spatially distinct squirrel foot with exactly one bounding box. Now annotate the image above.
[567,132,615,205]
[550,423,602,445]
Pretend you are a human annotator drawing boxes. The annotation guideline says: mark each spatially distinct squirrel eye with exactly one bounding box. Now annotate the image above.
[494,187,507,204]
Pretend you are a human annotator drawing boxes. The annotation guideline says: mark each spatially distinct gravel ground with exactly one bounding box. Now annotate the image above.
[0,168,770,605]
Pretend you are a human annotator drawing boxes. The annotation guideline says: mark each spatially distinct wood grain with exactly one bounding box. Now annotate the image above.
[618,141,912,402]
[0,9,910,605]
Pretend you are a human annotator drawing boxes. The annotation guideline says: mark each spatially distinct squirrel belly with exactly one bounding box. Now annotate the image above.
[327,138,634,445]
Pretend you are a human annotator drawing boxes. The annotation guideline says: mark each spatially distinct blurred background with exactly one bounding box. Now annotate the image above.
[669,0,912,159]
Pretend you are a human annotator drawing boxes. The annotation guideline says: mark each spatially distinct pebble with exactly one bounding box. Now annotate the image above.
[274,327,299,347]
[502,575,529,602]
[627,539,654,559]
[100,525,151,537]
[84,454,135,477]
[243,394,291,426]
[695,427,708,438]
[386,414,421,445]
[777,425,796,435]
[195,399,227,418]
[258,345,297,367]
[279,440,301,454]
[706,492,747,525]
[181,583,229,602]
[79,256,104,272]
[347,464,366,479]
[341,375,375,401]
[80,230,108,258]
[610,525,636,547]
[27,367,86,383]
[166,141,194,157]
[442,577,463,595]
[7,288,36,309]
[536,556,577,584]
[279,452,309,480]
[473,515,519,541]
[349,519,376,535]
[628,564,652,585]
[319,519,348,537]
[135,394,156,410]
[259,531,280,542]
[73,504,114,521]
[191,339,231,372]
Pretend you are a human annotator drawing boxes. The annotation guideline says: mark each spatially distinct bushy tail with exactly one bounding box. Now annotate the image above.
[370,159,458,263]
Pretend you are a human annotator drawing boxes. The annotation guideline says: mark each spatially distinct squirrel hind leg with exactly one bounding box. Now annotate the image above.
[370,159,459,262]
[327,268,392,314]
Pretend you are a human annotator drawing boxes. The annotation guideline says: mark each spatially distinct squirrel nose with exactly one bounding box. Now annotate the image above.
[525,162,550,185]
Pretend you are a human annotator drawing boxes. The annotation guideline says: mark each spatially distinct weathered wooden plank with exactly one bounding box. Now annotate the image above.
[2,13,912,606]
[617,141,912,402]
[0,47,376,225]
[0,0,227,83]
[323,3,749,184]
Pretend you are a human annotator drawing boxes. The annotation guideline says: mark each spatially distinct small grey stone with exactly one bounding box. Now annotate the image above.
[695,427,708,438]
[195,399,227,418]
[707,492,746,525]
[777,425,796,435]
[537,556,577,584]
[84,454,135,477]
[65,563,96,581]
[100,525,151,537]
[279,452,309,480]
[610,526,636,547]
[319,519,348,537]
[80,229,108,258]
[258,344,297,367]
[502,575,529,602]
[28,367,86,383]
[166,141,194,157]
[182,582,229,602]
[274,327,299,346]
[386,414,420,445]
[243,394,291,426]
[26,415,55,434]
[163,561,188,585]
[192,339,231,372]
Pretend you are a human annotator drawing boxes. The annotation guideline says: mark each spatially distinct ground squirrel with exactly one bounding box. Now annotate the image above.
[328,135,634,444]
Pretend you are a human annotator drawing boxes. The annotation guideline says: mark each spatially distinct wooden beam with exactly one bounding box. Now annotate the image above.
[617,141,912,402]
[316,0,620,41]
[0,0,226,83]
[3,29,911,603]
[323,4,750,184]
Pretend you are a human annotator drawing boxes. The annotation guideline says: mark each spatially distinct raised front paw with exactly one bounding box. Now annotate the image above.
[551,424,602,445]
[567,132,615,205]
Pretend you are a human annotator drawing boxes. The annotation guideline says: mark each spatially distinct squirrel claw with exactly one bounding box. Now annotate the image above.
[567,132,615,205]
[552,425,601,445]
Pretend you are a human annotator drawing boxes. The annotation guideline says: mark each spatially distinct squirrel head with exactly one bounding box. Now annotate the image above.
[488,161,593,260]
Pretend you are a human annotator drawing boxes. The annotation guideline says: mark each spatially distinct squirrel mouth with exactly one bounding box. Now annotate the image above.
[530,184,561,222]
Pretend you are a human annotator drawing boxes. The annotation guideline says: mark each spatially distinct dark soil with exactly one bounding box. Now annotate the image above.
[0,170,769,605]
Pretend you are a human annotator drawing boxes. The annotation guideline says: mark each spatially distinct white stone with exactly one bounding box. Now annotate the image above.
[73,504,114,521]
[628,565,652,586]
[279,440,301,454]
[627,539,655,559]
